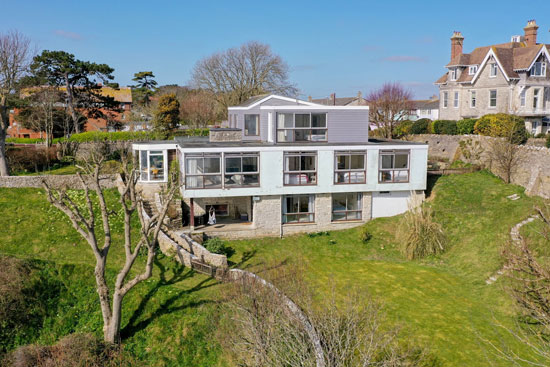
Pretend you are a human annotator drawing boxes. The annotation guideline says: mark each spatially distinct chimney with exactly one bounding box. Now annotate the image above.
[330,93,336,106]
[308,95,312,102]
[357,91,362,99]
[524,19,538,47]
[450,31,464,61]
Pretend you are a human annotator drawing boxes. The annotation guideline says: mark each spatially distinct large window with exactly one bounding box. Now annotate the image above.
[139,150,166,182]
[530,62,547,77]
[489,90,497,108]
[225,153,260,187]
[283,195,315,223]
[244,114,259,136]
[334,151,366,184]
[284,152,317,185]
[277,112,327,142]
[379,150,409,183]
[185,154,222,189]
[332,193,362,221]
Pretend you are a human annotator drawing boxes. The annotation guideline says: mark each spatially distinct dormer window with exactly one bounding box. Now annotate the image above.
[468,65,478,75]
[450,68,458,81]
[530,62,547,77]
[489,63,498,77]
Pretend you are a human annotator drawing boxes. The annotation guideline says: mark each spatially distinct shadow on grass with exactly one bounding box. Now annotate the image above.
[426,173,442,198]
[229,249,257,269]
[121,257,218,340]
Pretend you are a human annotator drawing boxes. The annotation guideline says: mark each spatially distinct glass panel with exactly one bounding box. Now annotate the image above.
[186,176,203,189]
[312,113,326,128]
[332,194,347,211]
[311,129,327,141]
[140,151,148,181]
[286,156,300,171]
[149,154,164,181]
[295,129,309,141]
[350,154,364,169]
[204,175,222,188]
[243,174,259,185]
[302,155,315,170]
[285,173,313,185]
[242,157,258,172]
[347,193,361,211]
[277,113,294,128]
[277,130,293,142]
[332,212,346,221]
[380,171,393,182]
[337,155,349,170]
[295,114,310,128]
[186,158,203,174]
[381,154,393,169]
[286,196,298,213]
[335,172,347,183]
[299,196,309,213]
[225,157,241,173]
[347,211,361,220]
[394,171,409,182]
[244,115,258,135]
[394,153,408,169]
[149,150,163,155]
[203,157,220,173]
[350,171,365,183]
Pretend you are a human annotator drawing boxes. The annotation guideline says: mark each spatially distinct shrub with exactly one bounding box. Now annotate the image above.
[474,113,528,144]
[6,146,58,173]
[203,237,235,257]
[360,227,372,243]
[67,129,210,143]
[6,137,45,144]
[456,118,477,134]
[432,120,457,135]
[394,120,412,137]
[398,202,446,260]
[410,118,431,134]
[534,133,547,139]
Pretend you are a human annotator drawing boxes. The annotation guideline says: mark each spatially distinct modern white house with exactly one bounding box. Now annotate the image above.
[133,94,428,238]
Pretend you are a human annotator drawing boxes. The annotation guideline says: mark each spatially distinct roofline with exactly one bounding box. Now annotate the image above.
[471,48,510,83]
[228,94,320,110]
[259,105,369,110]
[524,44,549,72]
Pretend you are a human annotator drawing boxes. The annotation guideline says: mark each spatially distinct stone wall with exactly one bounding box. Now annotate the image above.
[407,134,550,198]
[209,128,242,142]
[0,174,119,189]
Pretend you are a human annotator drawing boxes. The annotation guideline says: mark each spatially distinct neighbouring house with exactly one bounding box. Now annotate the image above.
[7,86,133,138]
[133,94,428,238]
[310,92,368,106]
[435,20,550,134]
[405,97,440,121]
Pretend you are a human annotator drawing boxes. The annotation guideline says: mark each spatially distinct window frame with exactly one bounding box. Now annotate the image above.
[489,63,498,78]
[283,151,317,186]
[453,91,459,108]
[184,153,223,189]
[468,65,478,75]
[224,152,260,187]
[450,68,458,81]
[442,91,448,108]
[530,62,547,77]
[282,194,315,224]
[244,114,260,136]
[276,112,328,143]
[533,88,541,109]
[378,150,410,184]
[334,151,367,185]
[331,193,363,222]
[138,149,168,183]
[470,90,477,108]
[489,89,497,108]
[520,89,526,107]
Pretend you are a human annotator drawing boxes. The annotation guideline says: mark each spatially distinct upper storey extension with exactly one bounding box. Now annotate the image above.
[226,94,370,144]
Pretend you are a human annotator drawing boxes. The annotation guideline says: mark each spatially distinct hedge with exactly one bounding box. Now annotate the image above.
[410,118,432,134]
[67,129,209,143]
[456,119,477,134]
[394,120,412,137]
[432,120,457,135]
[474,113,528,144]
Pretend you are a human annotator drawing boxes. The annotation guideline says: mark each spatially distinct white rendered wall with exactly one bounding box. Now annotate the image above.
[371,191,411,218]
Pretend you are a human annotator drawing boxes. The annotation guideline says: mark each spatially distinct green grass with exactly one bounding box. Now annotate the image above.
[0,171,546,366]
[14,164,79,176]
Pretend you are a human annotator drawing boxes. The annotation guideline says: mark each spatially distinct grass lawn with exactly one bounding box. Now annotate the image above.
[0,170,546,366]
[14,164,79,176]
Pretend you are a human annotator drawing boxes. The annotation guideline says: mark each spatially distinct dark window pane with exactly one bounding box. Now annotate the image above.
[394,154,408,169]
[381,155,393,169]
[242,157,258,172]
[302,156,315,170]
[295,114,310,128]
[332,212,346,221]
[244,114,259,135]
[286,156,300,171]
[203,157,220,173]
[311,129,327,141]
[350,154,365,169]
[204,175,222,187]
[186,158,203,174]
[332,194,347,211]
[225,157,241,173]
[277,113,293,128]
[186,176,203,188]
[312,113,326,128]
[295,129,309,141]
[337,155,349,170]
[335,172,347,183]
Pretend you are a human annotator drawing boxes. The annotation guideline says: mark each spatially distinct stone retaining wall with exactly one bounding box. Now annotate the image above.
[0,174,119,189]
[407,134,550,198]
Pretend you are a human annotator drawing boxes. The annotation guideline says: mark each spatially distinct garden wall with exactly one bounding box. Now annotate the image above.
[407,134,550,199]
[0,174,119,189]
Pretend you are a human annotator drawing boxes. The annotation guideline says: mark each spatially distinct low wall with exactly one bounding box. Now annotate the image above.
[0,174,119,189]
[407,134,550,199]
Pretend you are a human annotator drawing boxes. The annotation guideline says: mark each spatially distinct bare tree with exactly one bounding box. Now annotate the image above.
[191,41,298,112]
[42,152,177,343]
[0,30,32,176]
[487,120,527,184]
[180,89,220,127]
[222,265,432,367]
[366,83,413,139]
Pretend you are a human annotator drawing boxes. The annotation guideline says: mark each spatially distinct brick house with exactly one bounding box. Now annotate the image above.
[436,20,550,134]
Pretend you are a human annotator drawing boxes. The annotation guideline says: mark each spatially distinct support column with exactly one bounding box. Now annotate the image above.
[189,198,195,231]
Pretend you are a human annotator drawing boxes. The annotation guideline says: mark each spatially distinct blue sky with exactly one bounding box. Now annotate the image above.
[3,0,550,99]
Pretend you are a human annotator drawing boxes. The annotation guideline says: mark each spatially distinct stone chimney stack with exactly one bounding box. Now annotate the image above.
[524,19,538,47]
[330,93,336,106]
[450,31,464,61]
[308,95,312,102]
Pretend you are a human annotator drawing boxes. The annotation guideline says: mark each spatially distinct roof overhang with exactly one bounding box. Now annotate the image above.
[228,94,320,110]
[471,48,510,83]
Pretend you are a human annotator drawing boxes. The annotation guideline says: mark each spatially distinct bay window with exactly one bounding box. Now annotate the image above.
[379,150,409,183]
[244,114,259,136]
[332,193,362,221]
[283,194,315,223]
[334,151,366,184]
[277,112,327,142]
[224,153,260,187]
[284,151,317,185]
[139,150,166,182]
[185,153,222,189]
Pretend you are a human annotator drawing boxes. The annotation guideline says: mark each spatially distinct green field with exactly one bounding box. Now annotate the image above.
[0,171,545,366]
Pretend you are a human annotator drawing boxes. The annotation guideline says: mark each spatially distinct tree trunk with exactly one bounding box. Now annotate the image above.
[105,292,123,343]
[0,104,10,176]
[64,75,80,134]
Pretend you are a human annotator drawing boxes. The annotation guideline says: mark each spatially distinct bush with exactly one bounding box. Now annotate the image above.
[398,203,446,260]
[203,237,235,257]
[474,113,528,144]
[456,118,477,134]
[394,120,412,137]
[67,129,210,143]
[360,227,372,243]
[6,137,45,144]
[3,333,139,367]
[432,120,457,135]
[6,146,58,174]
[410,118,431,134]
[534,133,547,139]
